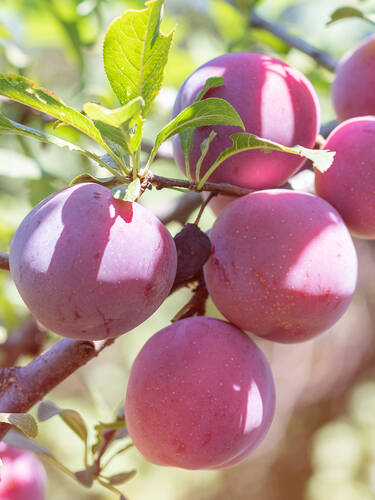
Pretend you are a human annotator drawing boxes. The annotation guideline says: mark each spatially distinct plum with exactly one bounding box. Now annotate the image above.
[9,183,177,340]
[125,316,275,470]
[204,190,358,343]
[0,443,46,500]
[315,117,375,239]
[172,52,320,190]
[332,35,375,121]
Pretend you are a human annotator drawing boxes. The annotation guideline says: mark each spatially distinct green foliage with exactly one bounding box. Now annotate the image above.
[103,0,174,117]
[327,6,375,27]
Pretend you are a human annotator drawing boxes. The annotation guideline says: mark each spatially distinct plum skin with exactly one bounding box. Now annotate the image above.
[125,316,275,470]
[172,52,320,190]
[315,117,375,239]
[332,35,375,122]
[0,443,46,500]
[9,183,177,340]
[204,190,358,343]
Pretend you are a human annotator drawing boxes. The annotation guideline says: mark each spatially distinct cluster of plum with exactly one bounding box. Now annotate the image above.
[6,34,375,476]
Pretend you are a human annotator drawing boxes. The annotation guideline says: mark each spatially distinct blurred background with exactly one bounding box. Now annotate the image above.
[1,0,375,498]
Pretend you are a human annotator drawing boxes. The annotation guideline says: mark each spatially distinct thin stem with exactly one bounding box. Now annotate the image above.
[194,192,217,225]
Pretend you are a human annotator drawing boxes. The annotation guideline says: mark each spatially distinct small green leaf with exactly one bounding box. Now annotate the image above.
[37,401,88,442]
[70,173,119,187]
[197,132,335,189]
[124,178,141,201]
[103,0,174,116]
[0,413,38,439]
[326,7,373,26]
[196,131,217,182]
[195,77,224,102]
[0,75,109,150]
[104,470,136,486]
[83,97,144,128]
[148,97,245,166]
[180,77,224,179]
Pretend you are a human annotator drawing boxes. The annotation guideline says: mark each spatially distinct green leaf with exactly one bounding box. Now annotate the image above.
[180,77,224,179]
[83,97,144,128]
[70,173,119,187]
[148,97,245,166]
[103,0,174,116]
[124,178,141,201]
[197,132,335,189]
[0,111,112,172]
[0,413,38,439]
[195,77,224,102]
[37,401,88,442]
[196,131,217,182]
[104,470,136,486]
[326,7,374,26]
[0,74,111,152]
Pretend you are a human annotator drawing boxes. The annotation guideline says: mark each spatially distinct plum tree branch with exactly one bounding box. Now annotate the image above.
[0,318,46,368]
[250,12,338,72]
[0,338,114,440]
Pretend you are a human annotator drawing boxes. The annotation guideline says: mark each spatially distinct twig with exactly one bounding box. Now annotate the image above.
[0,318,46,368]
[149,173,254,196]
[0,338,114,440]
[0,252,10,271]
[250,12,338,72]
[154,191,203,225]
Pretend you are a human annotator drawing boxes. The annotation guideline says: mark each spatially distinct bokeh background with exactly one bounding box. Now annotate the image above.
[1,0,375,498]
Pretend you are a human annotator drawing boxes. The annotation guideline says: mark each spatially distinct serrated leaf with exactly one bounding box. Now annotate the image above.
[104,470,136,485]
[83,97,144,128]
[70,173,119,187]
[197,132,335,188]
[0,413,38,439]
[0,111,110,171]
[124,178,141,201]
[326,6,368,26]
[37,401,88,442]
[103,0,174,116]
[148,97,245,166]
[0,75,108,147]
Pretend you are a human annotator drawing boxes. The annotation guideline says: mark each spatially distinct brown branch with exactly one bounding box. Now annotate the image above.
[149,173,254,196]
[0,252,10,271]
[0,318,46,368]
[0,338,114,440]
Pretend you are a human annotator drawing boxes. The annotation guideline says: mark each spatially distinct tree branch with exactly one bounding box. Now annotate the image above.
[0,318,46,368]
[148,173,254,196]
[0,338,114,440]
[250,12,338,72]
